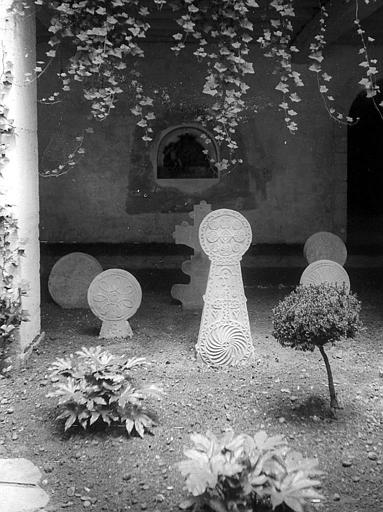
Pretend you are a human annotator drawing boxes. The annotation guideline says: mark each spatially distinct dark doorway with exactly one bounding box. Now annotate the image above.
[348,83,383,248]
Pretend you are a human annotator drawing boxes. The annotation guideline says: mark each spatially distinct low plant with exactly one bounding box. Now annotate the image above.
[272,283,362,413]
[0,291,28,373]
[178,429,323,512]
[48,346,163,437]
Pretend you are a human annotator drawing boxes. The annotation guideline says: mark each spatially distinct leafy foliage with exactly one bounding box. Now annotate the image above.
[272,283,362,351]
[48,346,163,437]
[9,0,381,176]
[178,429,323,512]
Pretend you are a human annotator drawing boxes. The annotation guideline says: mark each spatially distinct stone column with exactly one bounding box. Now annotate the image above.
[0,1,41,362]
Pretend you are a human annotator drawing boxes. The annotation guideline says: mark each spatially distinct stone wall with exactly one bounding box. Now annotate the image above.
[37,40,383,244]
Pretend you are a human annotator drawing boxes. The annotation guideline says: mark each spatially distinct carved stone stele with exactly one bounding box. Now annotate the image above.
[87,269,142,339]
[303,231,347,266]
[171,201,211,310]
[48,252,103,309]
[300,259,350,293]
[196,209,254,367]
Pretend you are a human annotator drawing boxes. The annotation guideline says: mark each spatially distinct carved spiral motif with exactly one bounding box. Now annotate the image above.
[87,269,142,321]
[300,259,350,293]
[199,209,252,263]
[198,321,253,367]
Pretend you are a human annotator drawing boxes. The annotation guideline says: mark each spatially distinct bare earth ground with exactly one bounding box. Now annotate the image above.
[0,268,382,512]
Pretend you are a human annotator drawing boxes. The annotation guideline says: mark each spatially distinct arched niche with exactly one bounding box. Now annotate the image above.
[347,82,383,246]
[151,124,220,194]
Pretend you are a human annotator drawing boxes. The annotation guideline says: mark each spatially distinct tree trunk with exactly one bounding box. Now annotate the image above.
[318,345,340,411]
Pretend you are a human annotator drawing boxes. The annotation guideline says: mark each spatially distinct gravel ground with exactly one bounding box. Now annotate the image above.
[0,268,382,512]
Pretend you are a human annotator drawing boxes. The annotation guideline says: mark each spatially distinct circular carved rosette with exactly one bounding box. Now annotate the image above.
[199,209,252,264]
[48,252,103,309]
[87,269,142,321]
[303,231,347,266]
[198,321,253,367]
[300,259,350,293]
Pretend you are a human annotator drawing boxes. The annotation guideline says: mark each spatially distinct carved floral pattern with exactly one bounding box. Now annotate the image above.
[87,269,142,321]
[199,209,252,264]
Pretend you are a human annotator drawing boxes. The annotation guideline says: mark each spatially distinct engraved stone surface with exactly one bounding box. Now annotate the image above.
[87,269,142,339]
[48,252,102,309]
[0,458,50,512]
[303,231,347,266]
[171,201,211,309]
[300,259,350,292]
[196,209,254,367]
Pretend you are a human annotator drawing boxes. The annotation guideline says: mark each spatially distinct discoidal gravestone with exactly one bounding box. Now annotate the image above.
[48,252,103,308]
[303,231,347,266]
[87,269,142,339]
[196,208,254,367]
[300,259,350,293]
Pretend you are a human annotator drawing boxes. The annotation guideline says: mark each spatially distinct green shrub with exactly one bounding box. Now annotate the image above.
[0,292,28,373]
[178,429,323,512]
[272,283,362,411]
[48,346,163,437]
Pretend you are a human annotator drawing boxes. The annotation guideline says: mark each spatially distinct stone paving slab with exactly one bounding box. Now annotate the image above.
[0,458,50,512]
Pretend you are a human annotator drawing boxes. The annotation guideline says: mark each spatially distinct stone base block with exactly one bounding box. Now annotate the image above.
[99,320,133,339]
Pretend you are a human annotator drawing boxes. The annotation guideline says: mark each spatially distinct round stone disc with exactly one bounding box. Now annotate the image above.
[303,231,347,266]
[199,209,252,263]
[48,252,103,309]
[300,259,350,292]
[87,269,142,321]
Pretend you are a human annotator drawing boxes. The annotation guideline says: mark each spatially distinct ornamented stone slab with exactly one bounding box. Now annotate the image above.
[48,252,102,309]
[300,259,350,292]
[199,209,252,264]
[303,231,347,266]
[87,269,142,339]
[196,209,254,367]
[171,201,211,310]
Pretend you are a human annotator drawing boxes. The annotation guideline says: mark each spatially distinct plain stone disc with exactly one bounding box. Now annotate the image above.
[87,269,142,321]
[300,259,350,292]
[48,252,103,309]
[303,231,347,266]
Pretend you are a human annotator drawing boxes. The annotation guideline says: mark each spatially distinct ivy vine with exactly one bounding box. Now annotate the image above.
[0,23,28,372]
[8,0,383,175]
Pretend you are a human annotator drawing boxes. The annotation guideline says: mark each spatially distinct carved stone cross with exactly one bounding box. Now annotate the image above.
[171,201,211,309]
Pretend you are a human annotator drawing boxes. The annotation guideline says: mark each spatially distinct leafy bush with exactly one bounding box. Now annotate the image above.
[178,429,323,512]
[272,283,362,411]
[0,292,28,373]
[48,346,163,437]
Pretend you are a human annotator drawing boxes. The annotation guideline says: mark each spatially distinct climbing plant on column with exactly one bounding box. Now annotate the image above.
[0,55,28,373]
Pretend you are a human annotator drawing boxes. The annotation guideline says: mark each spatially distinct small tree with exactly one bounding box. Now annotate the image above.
[272,283,362,414]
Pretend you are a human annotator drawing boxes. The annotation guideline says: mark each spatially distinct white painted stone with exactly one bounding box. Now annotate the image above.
[171,201,211,310]
[48,252,103,309]
[300,259,350,293]
[87,269,142,339]
[0,458,50,512]
[0,1,41,360]
[196,209,254,367]
[303,231,347,266]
